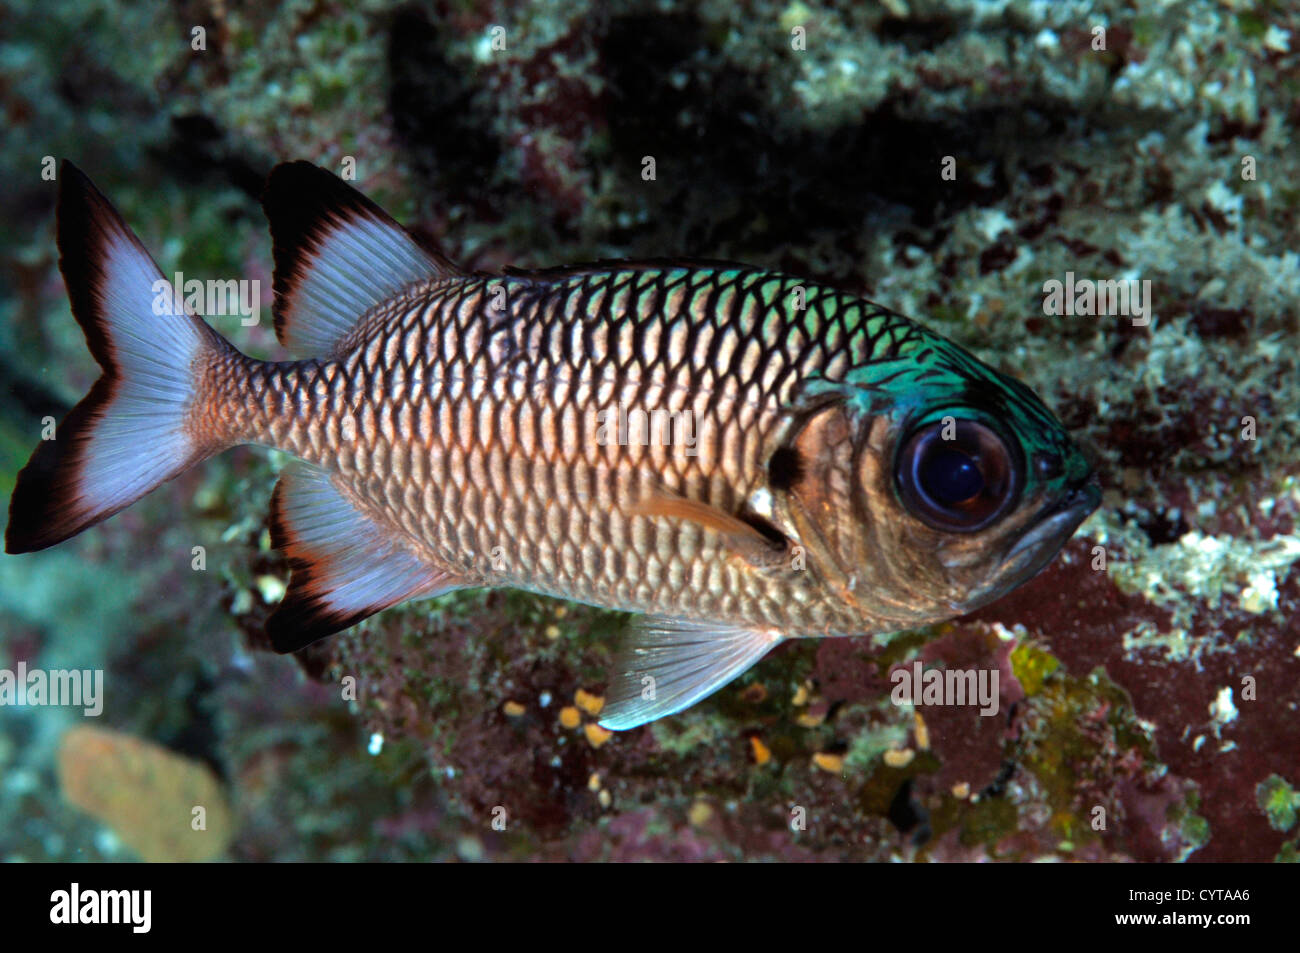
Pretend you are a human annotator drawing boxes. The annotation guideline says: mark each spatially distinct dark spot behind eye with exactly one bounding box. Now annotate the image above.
[768,446,803,490]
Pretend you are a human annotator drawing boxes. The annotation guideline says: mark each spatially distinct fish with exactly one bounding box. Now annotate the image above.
[5,161,1101,730]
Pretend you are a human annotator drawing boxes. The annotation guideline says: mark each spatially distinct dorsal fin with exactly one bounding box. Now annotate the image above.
[261,161,461,358]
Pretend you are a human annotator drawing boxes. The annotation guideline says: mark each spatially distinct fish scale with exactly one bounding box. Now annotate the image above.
[9,161,1098,729]
[211,266,906,634]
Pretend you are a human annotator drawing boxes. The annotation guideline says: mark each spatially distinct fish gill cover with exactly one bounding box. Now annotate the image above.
[0,0,1295,871]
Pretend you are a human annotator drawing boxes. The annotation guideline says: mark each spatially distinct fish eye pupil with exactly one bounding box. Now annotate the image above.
[922,447,983,504]
[893,418,1021,533]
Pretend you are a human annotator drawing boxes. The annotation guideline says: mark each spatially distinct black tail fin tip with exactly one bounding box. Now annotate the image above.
[4,161,228,554]
[5,378,117,554]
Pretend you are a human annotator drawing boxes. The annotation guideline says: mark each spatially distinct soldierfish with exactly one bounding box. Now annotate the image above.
[6,162,1100,729]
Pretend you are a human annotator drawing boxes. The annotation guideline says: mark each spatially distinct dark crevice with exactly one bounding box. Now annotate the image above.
[159,670,227,782]
[383,6,1184,262]
[386,5,503,214]
[887,778,932,845]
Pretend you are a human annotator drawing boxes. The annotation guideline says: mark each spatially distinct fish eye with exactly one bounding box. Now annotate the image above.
[895,419,1019,532]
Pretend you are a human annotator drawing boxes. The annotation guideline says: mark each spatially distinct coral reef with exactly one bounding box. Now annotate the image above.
[1,0,1296,861]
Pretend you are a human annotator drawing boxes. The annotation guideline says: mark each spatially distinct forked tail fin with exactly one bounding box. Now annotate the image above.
[5,162,235,553]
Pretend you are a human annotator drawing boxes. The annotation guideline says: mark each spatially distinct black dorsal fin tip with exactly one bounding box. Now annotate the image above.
[260,161,460,357]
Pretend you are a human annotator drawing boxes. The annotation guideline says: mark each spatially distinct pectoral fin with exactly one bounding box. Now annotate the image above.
[629,491,790,568]
[598,616,784,730]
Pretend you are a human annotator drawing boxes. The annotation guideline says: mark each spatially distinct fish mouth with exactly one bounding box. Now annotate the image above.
[998,476,1102,581]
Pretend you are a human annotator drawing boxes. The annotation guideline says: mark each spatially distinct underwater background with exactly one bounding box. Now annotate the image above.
[0,0,1297,862]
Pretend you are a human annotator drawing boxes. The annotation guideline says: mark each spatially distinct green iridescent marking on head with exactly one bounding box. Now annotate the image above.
[802,319,1089,499]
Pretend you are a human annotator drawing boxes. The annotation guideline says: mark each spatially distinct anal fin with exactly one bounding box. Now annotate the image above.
[598,616,784,730]
[266,463,460,653]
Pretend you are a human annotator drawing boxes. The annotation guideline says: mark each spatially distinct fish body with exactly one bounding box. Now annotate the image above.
[6,162,1100,729]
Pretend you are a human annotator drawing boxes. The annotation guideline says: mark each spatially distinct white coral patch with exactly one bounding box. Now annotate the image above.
[1238,570,1278,614]
[1208,686,1237,730]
